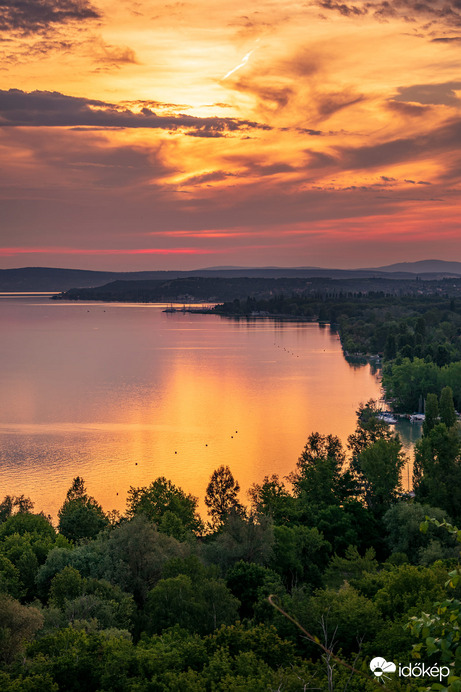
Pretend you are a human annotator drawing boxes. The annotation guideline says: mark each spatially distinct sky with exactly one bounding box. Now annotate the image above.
[0,0,460,270]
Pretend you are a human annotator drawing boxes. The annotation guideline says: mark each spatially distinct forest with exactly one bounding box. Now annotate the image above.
[217,291,461,412]
[1,399,461,691]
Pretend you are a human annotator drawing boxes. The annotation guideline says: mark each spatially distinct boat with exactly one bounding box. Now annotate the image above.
[409,413,425,423]
[377,412,397,424]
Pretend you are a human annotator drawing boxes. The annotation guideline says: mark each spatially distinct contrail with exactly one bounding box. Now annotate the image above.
[222,49,254,80]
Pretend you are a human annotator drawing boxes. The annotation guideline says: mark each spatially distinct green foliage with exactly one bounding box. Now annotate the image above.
[126,477,203,537]
[406,518,461,691]
[0,594,43,663]
[58,478,108,542]
[0,556,23,600]
[96,515,186,604]
[226,561,284,619]
[324,545,378,589]
[248,474,297,524]
[289,432,355,507]
[384,358,440,412]
[0,496,34,524]
[348,400,395,457]
[353,437,406,514]
[383,502,455,564]
[144,574,239,635]
[440,385,457,428]
[373,564,447,619]
[270,524,331,589]
[49,567,83,609]
[203,513,274,571]
[292,584,383,657]
[205,466,244,527]
[413,423,461,521]
[424,393,440,435]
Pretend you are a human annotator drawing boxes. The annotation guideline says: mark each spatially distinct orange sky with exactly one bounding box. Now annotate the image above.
[0,0,460,269]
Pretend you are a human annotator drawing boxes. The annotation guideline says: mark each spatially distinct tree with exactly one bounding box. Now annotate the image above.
[248,475,297,524]
[347,400,394,458]
[204,513,274,571]
[58,477,108,542]
[49,566,83,609]
[100,515,186,604]
[0,495,34,524]
[145,574,239,635]
[353,437,406,514]
[384,333,397,360]
[413,423,461,520]
[423,393,439,436]
[383,502,453,563]
[226,561,283,619]
[0,594,43,663]
[126,477,202,536]
[289,432,354,507]
[270,524,331,589]
[205,466,243,527]
[406,518,461,691]
[439,385,456,428]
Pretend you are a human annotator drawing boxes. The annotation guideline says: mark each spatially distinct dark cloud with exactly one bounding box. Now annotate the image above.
[183,171,235,185]
[317,92,364,117]
[250,162,297,176]
[337,118,461,170]
[387,100,430,116]
[0,89,271,136]
[318,1,367,17]
[93,42,139,66]
[0,0,100,34]
[233,79,294,110]
[296,127,323,135]
[317,0,461,26]
[393,82,461,106]
[431,35,461,41]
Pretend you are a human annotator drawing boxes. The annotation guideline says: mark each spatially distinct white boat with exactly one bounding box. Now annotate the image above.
[377,412,397,424]
[409,413,425,423]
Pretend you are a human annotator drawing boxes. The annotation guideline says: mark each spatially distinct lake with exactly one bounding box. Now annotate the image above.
[0,294,414,520]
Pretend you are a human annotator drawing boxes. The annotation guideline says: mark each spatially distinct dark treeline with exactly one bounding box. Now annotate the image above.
[217,288,461,412]
[1,401,461,691]
[54,276,461,305]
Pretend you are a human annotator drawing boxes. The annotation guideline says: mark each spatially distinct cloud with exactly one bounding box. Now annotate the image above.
[0,0,100,34]
[317,92,364,117]
[0,89,271,137]
[233,79,294,110]
[393,82,461,106]
[386,100,430,116]
[431,36,461,42]
[335,118,461,170]
[316,0,461,26]
[91,40,139,66]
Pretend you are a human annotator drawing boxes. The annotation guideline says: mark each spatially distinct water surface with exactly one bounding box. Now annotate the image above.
[1,295,391,519]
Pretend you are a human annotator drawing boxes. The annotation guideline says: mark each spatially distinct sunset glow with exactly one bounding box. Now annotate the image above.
[1,0,460,269]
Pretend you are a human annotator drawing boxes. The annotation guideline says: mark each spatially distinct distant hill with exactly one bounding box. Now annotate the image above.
[373,260,461,274]
[53,275,461,304]
[1,260,461,291]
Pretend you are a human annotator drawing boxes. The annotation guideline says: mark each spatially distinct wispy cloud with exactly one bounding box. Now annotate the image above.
[0,89,271,137]
[0,0,100,34]
[317,0,461,27]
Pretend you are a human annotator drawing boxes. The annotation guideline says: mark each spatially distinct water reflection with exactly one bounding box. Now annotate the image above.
[1,297,385,519]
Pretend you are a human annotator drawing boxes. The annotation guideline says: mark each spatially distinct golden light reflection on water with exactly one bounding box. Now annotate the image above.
[0,297,415,521]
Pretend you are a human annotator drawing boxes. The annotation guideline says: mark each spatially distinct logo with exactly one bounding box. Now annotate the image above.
[369,657,450,684]
[370,657,396,681]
